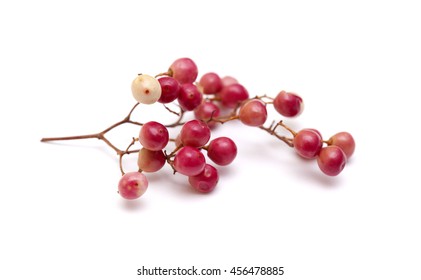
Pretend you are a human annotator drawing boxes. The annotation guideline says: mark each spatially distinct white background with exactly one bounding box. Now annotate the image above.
[1,1,420,279]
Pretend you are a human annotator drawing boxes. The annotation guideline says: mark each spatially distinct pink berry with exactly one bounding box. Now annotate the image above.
[207,137,237,166]
[118,172,148,199]
[194,101,220,128]
[199,72,223,94]
[158,76,180,103]
[173,146,206,176]
[169,57,198,84]
[137,148,166,172]
[273,91,304,117]
[307,128,322,139]
[219,83,249,108]
[317,146,347,176]
[180,120,211,147]
[293,129,323,159]
[188,164,219,193]
[328,132,355,159]
[239,99,268,126]
[139,121,169,151]
[221,76,238,87]
[178,83,203,111]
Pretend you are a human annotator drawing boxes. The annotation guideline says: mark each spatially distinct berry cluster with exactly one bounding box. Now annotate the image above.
[41,57,355,200]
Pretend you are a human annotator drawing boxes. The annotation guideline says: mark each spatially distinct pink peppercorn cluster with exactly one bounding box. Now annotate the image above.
[42,57,355,201]
[119,57,355,200]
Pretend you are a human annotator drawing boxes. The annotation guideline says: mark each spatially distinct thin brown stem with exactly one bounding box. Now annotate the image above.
[209,114,239,124]
[167,144,183,158]
[163,104,180,116]
[100,135,123,155]
[100,120,125,135]
[255,94,275,103]
[40,100,187,170]
[41,103,144,156]
[119,137,138,175]
[201,145,209,151]
[276,120,297,137]
[259,123,294,147]
[41,103,141,143]
[127,102,140,118]
[155,69,172,78]
[101,103,140,134]
[208,95,221,102]
[127,120,144,126]
[41,133,100,142]
[163,150,177,174]
[165,109,185,128]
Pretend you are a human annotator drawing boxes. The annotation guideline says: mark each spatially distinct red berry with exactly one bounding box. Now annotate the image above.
[273,91,303,117]
[137,148,166,172]
[169,57,198,84]
[118,172,148,199]
[199,72,223,94]
[158,76,180,103]
[173,146,206,176]
[188,164,219,193]
[239,99,268,126]
[219,83,249,108]
[194,101,220,128]
[293,129,323,159]
[178,83,203,111]
[328,132,355,159]
[139,121,169,151]
[180,120,211,148]
[317,146,347,176]
[207,137,237,166]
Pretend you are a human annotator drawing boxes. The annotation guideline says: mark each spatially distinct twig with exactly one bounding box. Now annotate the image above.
[41,103,143,155]
[119,138,138,175]
[259,121,295,147]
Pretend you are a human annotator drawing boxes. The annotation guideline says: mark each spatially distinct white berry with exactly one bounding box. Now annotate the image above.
[131,74,162,104]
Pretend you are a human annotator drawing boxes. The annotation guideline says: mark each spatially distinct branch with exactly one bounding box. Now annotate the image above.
[259,121,294,147]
